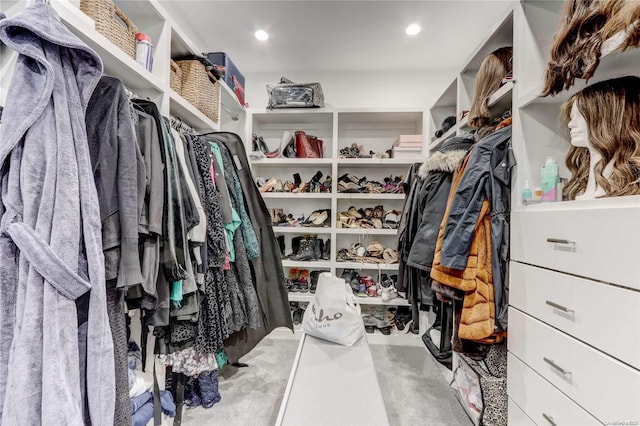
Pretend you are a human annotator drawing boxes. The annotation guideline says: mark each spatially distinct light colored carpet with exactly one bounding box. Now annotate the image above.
[182,337,470,426]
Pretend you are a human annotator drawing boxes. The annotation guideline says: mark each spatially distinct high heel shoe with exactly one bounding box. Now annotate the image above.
[279,131,296,158]
[259,177,278,193]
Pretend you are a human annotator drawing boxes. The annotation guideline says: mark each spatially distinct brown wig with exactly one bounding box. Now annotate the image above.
[560,76,640,200]
[542,0,624,96]
[468,47,512,128]
[600,0,640,50]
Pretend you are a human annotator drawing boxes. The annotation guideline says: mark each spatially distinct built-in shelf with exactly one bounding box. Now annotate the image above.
[169,89,219,132]
[336,193,405,200]
[219,79,245,118]
[261,192,332,199]
[251,158,334,165]
[288,292,410,306]
[337,158,420,166]
[335,262,399,271]
[335,228,398,235]
[513,195,640,213]
[282,260,332,269]
[272,226,332,234]
[51,0,164,94]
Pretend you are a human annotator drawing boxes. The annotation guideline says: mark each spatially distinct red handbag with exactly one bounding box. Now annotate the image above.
[295,131,323,158]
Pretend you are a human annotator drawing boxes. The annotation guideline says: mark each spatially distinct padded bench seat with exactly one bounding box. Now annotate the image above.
[276,333,389,426]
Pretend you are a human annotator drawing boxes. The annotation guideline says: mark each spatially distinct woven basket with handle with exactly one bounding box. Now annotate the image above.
[170,60,182,94]
[80,0,137,59]
[176,60,220,124]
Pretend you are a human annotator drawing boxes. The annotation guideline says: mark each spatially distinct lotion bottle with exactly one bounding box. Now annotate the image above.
[541,157,559,202]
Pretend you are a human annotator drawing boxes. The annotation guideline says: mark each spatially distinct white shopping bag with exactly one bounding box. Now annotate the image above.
[302,272,365,346]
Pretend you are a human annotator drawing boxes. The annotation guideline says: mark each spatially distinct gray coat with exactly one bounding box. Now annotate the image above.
[0,4,114,424]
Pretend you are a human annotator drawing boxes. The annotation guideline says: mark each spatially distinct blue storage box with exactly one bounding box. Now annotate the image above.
[206,52,246,105]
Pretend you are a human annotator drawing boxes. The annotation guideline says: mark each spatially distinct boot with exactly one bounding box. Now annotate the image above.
[291,236,303,258]
[313,238,323,260]
[322,239,331,260]
[277,235,285,256]
[310,271,320,293]
[293,173,302,187]
[291,238,315,261]
[252,134,259,152]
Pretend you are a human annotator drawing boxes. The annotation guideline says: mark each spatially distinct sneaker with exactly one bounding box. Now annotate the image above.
[381,286,399,302]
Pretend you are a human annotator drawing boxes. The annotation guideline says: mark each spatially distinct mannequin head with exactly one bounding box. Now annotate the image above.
[542,0,625,96]
[468,47,512,128]
[568,103,589,148]
[561,76,640,199]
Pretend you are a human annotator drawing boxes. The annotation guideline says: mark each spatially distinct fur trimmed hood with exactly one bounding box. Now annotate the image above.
[418,136,474,178]
[419,149,469,177]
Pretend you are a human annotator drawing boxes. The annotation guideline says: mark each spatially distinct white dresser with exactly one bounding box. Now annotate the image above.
[507,197,640,425]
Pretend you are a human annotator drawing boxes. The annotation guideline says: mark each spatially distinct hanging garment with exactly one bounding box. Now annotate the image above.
[439,126,514,331]
[431,154,496,342]
[209,132,293,362]
[0,4,114,424]
[86,75,144,289]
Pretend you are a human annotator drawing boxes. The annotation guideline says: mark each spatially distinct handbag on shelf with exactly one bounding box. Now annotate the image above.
[267,77,325,109]
[295,130,323,158]
[302,272,365,346]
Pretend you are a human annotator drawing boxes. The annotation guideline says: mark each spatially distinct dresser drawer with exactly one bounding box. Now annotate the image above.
[511,201,640,290]
[508,353,600,426]
[508,308,640,424]
[510,262,640,369]
[508,397,536,426]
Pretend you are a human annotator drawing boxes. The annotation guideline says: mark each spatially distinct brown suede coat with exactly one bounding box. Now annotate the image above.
[430,155,496,341]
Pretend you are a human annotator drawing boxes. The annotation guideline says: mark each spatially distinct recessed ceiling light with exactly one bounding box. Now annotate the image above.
[405,24,421,36]
[255,30,269,41]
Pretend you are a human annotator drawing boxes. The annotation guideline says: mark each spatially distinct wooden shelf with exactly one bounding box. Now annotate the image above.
[252,158,334,165]
[261,192,332,199]
[272,226,332,234]
[337,158,419,166]
[335,262,399,271]
[336,193,405,200]
[51,0,164,94]
[168,89,219,132]
[282,260,332,269]
[288,292,410,306]
[335,228,397,235]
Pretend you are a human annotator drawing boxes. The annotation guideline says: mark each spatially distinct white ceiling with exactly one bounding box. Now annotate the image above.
[160,0,513,74]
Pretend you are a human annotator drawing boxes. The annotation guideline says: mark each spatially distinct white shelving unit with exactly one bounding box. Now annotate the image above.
[428,6,514,152]
[250,108,422,342]
[426,0,640,422]
[287,292,410,307]
[22,0,248,135]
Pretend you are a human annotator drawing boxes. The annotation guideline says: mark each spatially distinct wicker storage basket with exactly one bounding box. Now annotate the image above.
[170,60,182,94]
[80,0,137,59]
[177,60,220,123]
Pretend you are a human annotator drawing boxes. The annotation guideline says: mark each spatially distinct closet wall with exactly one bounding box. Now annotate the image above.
[244,69,456,110]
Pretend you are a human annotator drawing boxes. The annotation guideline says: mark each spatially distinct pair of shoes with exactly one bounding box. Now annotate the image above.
[292,307,305,325]
[287,268,309,292]
[252,134,280,158]
[338,143,371,159]
[258,176,284,192]
[362,313,391,335]
[340,269,361,293]
[289,237,330,261]
[303,209,330,227]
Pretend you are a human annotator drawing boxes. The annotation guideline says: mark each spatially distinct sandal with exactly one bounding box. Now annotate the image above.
[367,241,384,257]
[347,206,362,219]
[383,248,399,264]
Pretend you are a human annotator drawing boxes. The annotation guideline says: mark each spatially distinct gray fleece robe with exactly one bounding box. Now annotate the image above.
[0,4,114,425]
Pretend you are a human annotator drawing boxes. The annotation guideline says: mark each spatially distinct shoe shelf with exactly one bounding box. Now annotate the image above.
[251,158,334,165]
[287,292,410,306]
[336,193,405,200]
[168,89,220,132]
[337,158,418,166]
[261,192,332,199]
[335,228,397,236]
[335,262,399,271]
[272,226,332,234]
[282,260,332,269]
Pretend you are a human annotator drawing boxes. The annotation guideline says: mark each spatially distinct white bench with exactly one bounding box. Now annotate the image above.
[276,333,389,426]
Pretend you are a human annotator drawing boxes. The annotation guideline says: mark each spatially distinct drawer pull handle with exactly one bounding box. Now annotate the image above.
[545,300,574,313]
[546,238,575,245]
[542,413,557,426]
[543,357,571,376]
